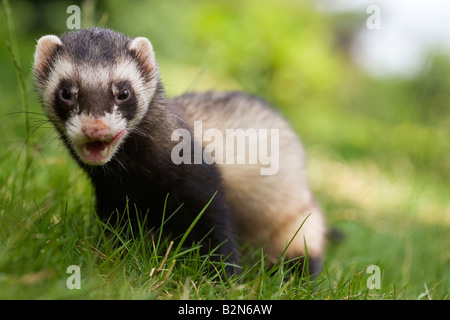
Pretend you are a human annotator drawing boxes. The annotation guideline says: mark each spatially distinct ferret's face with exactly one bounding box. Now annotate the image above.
[33,29,158,165]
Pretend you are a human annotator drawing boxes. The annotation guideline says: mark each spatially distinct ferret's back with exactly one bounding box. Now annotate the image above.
[168,91,326,264]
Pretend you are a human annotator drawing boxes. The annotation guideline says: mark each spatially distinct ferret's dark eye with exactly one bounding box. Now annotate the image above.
[61,88,72,101]
[117,89,129,101]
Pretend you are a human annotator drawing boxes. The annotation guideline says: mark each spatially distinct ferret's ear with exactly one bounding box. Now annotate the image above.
[129,37,156,78]
[34,35,62,79]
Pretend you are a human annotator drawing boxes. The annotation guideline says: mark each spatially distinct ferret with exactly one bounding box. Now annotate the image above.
[33,28,326,275]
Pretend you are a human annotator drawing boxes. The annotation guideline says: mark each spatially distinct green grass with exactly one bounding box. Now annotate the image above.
[0,0,448,300]
[0,171,327,300]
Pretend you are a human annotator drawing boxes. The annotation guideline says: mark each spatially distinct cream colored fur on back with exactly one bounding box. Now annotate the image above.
[170,92,326,262]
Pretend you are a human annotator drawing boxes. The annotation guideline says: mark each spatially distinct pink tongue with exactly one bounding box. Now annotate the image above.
[110,129,126,144]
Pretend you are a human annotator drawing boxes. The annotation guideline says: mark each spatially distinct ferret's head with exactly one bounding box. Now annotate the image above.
[33,28,159,165]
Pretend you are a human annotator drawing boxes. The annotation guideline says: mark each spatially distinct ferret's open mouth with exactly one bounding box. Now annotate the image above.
[75,129,126,165]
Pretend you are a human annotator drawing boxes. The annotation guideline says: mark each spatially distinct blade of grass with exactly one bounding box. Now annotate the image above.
[268,213,311,276]
[2,0,32,192]
[173,191,217,256]
[156,193,169,252]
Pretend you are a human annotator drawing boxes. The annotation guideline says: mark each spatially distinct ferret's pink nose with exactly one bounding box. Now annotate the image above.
[82,118,110,141]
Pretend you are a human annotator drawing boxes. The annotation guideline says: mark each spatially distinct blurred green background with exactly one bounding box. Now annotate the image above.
[0,0,448,299]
